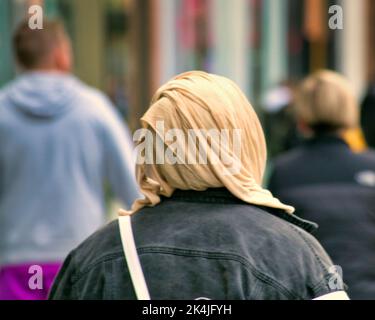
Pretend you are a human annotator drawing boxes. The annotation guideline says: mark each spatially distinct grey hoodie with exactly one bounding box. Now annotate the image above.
[0,72,140,265]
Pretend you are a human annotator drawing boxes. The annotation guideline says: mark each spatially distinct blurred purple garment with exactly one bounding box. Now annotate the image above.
[0,263,61,300]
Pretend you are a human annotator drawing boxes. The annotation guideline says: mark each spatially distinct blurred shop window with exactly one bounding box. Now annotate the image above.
[51,0,131,120]
[54,0,74,40]
[249,0,262,104]
[104,0,131,120]
[176,0,212,72]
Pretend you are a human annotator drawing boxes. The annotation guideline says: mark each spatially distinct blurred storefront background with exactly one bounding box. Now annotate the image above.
[0,0,373,132]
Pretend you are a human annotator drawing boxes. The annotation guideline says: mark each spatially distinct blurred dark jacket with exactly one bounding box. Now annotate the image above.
[262,85,301,158]
[361,85,375,148]
[269,134,375,299]
[49,188,345,300]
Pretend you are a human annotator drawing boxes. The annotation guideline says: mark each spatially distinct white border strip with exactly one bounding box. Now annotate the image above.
[314,291,350,300]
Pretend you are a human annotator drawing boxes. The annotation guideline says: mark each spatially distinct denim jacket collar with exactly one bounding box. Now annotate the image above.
[163,188,318,234]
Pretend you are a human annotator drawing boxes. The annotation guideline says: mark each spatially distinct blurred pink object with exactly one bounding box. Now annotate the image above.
[0,263,61,300]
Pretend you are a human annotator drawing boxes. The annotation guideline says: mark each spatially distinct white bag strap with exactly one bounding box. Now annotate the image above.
[118,216,151,300]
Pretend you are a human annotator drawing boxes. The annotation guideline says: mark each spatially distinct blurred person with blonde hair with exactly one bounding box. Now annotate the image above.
[50,71,347,300]
[269,70,375,299]
[0,19,140,300]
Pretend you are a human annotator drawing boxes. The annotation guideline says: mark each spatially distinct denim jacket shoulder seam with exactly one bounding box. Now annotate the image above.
[71,252,124,284]
[288,223,331,295]
[311,276,330,294]
[69,250,79,299]
[137,246,300,299]
[69,246,300,299]
[288,224,329,274]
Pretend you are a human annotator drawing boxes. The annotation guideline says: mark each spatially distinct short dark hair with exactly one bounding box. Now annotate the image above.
[13,19,67,69]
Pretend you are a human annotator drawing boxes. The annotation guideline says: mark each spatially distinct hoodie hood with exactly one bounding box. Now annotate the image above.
[8,72,78,118]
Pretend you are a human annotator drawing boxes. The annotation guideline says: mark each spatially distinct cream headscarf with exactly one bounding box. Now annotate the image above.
[120,71,294,215]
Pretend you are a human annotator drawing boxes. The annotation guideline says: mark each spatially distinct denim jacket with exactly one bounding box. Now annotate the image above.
[49,188,344,300]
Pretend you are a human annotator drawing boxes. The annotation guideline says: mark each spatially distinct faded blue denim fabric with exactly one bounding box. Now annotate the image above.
[49,188,341,300]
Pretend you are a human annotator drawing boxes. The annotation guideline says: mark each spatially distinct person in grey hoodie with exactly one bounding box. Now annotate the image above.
[0,19,140,300]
